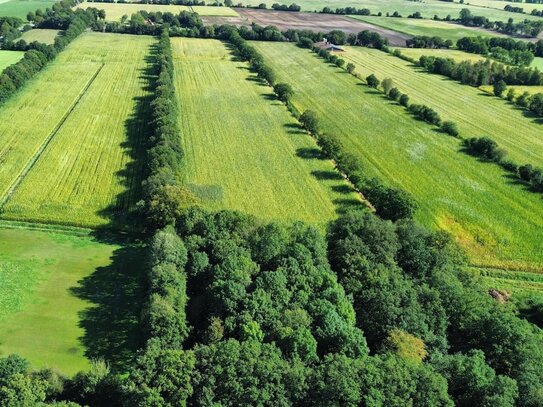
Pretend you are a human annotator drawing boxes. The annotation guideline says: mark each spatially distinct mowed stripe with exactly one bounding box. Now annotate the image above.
[253,42,543,271]
[172,38,360,226]
[3,33,153,228]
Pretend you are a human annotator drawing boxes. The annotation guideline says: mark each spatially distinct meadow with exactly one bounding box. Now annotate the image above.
[532,57,543,70]
[465,0,543,13]
[0,227,125,375]
[392,47,488,63]
[2,33,153,228]
[76,2,238,20]
[20,28,61,44]
[341,46,543,165]
[172,37,361,226]
[0,49,23,70]
[351,16,503,42]
[254,41,543,271]
[480,84,543,95]
[0,0,56,18]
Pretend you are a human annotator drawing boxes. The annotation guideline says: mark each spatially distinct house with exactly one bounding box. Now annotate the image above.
[314,38,345,52]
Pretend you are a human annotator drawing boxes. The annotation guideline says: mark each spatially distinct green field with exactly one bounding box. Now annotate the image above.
[0,50,24,70]
[254,41,543,271]
[0,226,142,375]
[249,0,543,20]
[466,0,543,13]
[77,2,238,20]
[172,38,361,226]
[352,16,503,42]
[342,46,543,165]
[480,84,543,95]
[392,47,488,63]
[532,57,543,70]
[20,28,61,44]
[0,0,56,18]
[1,33,153,228]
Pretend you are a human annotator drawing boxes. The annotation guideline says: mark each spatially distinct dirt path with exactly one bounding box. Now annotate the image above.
[202,9,411,46]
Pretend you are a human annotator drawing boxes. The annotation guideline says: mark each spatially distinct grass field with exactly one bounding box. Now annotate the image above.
[0,0,56,18]
[77,2,238,20]
[20,28,61,44]
[1,33,153,228]
[392,47,488,63]
[0,50,24,70]
[480,84,543,95]
[341,46,543,165]
[0,227,142,375]
[466,0,543,13]
[351,16,503,42]
[254,41,543,271]
[172,38,361,226]
[532,57,543,70]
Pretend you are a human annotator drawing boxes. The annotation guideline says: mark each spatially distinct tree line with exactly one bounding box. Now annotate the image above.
[458,7,543,37]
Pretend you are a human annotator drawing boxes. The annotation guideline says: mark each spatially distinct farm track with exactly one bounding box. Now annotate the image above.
[0,63,105,210]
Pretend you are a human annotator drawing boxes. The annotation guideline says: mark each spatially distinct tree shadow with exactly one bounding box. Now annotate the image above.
[333,197,363,214]
[296,147,324,160]
[311,170,344,181]
[284,122,307,135]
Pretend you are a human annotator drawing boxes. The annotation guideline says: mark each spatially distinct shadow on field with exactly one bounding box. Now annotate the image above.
[72,243,146,372]
[296,147,324,159]
[72,43,159,372]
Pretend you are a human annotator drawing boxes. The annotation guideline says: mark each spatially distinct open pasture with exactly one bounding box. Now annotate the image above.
[2,33,153,228]
[76,2,238,20]
[0,0,56,18]
[20,28,61,44]
[0,49,23,70]
[351,16,504,42]
[0,227,134,375]
[172,37,360,226]
[254,41,543,271]
[342,46,543,165]
[392,47,488,63]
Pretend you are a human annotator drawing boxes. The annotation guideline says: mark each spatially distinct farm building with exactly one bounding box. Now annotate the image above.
[314,39,344,52]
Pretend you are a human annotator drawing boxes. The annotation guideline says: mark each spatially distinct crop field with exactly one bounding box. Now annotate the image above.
[1,33,153,228]
[466,0,543,13]
[351,16,503,42]
[0,50,23,70]
[172,38,361,226]
[254,41,543,271]
[480,84,543,95]
[0,0,56,18]
[0,227,137,375]
[392,47,488,63]
[76,2,238,20]
[252,0,543,20]
[341,46,543,165]
[20,28,61,44]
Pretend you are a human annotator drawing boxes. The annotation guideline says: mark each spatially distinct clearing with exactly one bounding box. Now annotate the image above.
[0,49,23,70]
[392,47,488,63]
[0,226,143,375]
[172,37,361,226]
[76,2,238,20]
[253,41,543,271]
[1,33,153,228]
[20,28,61,44]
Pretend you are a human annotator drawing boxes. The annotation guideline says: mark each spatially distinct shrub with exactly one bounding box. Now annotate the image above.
[399,93,410,107]
[366,74,380,88]
[441,121,459,137]
[346,62,355,73]
[464,137,506,162]
[388,87,401,100]
[382,78,394,95]
[299,110,319,134]
[273,82,293,103]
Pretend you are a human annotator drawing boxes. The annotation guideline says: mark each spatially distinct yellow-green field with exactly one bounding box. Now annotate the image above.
[466,0,543,13]
[77,2,238,20]
[342,46,543,165]
[1,33,153,228]
[352,16,504,42]
[20,28,61,44]
[392,47,488,63]
[254,41,543,272]
[0,50,24,70]
[172,38,361,226]
[480,84,543,96]
[0,227,142,375]
[0,0,56,18]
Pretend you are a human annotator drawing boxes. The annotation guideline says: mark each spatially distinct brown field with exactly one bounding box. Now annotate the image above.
[202,9,411,46]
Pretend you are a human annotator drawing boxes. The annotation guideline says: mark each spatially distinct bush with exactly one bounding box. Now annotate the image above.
[366,74,380,88]
[388,87,401,100]
[346,62,355,73]
[273,82,293,103]
[441,121,459,137]
[399,93,410,107]
[382,78,394,95]
[464,137,506,162]
[299,110,319,134]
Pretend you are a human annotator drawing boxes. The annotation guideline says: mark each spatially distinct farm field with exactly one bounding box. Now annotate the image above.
[254,41,543,271]
[76,2,238,20]
[341,46,543,165]
[0,49,23,70]
[1,33,153,228]
[172,37,361,226]
[0,0,56,18]
[480,84,543,95]
[0,227,139,375]
[351,15,503,42]
[392,47,488,63]
[466,0,543,12]
[20,28,61,44]
[250,0,543,20]
[473,266,543,303]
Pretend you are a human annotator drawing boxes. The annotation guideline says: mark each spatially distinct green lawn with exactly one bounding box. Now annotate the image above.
[172,38,361,227]
[342,46,543,165]
[76,2,238,20]
[253,41,543,272]
[0,0,56,18]
[20,28,61,44]
[2,33,153,228]
[0,227,143,375]
[351,16,504,42]
[0,49,23,70]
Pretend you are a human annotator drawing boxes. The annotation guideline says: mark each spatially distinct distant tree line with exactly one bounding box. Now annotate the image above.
[406,35,453,49]
[458,7,543,37]
[456,36,543,65]
[319,6,371,15]
[0,16,24,43]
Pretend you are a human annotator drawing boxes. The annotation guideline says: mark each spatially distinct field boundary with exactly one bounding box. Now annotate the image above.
[0,63,105,209]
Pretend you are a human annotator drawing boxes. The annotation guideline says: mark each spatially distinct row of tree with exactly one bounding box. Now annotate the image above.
[458,7,543,37]
[405,35,453,49]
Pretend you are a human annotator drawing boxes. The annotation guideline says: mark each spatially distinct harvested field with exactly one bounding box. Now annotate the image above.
[20,28,61,44]
[392,47,489,63]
